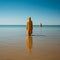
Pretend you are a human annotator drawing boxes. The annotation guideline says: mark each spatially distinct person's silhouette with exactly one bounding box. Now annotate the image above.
[26,17,33,36]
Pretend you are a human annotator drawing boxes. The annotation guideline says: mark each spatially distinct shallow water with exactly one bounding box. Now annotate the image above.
[0,25,60,60]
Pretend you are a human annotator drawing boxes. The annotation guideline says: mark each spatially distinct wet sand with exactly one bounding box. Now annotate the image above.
[0,26,60,60]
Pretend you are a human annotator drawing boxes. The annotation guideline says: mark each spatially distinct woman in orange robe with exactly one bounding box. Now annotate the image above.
[26,17,33,36]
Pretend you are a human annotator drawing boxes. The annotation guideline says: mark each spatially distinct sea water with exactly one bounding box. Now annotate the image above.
[0,25,60,60]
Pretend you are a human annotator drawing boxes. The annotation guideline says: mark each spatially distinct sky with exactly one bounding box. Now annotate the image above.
[0,0,60,25]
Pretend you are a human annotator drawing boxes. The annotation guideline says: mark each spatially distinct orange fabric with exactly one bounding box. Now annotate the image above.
[26,20,33,35]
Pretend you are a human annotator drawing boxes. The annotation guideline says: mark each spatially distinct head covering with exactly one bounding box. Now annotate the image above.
[28,16,31,22]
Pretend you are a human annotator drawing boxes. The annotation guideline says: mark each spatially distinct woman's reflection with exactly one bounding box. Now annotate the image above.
[26,36,33,55]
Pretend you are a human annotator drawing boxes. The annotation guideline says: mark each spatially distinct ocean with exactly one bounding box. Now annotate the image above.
[0,25,60,60]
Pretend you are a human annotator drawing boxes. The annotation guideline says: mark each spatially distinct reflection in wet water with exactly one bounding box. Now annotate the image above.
[0,26,60,60]
[26,36,33,55]
[40,26,42,32]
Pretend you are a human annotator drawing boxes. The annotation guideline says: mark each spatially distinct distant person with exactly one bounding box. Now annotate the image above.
[40,22,42,27]
[26,17,33,36]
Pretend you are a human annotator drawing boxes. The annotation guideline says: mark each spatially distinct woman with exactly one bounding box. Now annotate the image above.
[26,17,33,36]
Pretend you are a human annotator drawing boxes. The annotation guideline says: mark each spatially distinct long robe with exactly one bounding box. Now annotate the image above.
[26,20,33,35]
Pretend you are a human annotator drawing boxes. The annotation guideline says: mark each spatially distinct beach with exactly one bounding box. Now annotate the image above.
[0,25,60,60]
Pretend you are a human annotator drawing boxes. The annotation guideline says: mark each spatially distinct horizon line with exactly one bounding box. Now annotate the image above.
[0,25,59,26]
